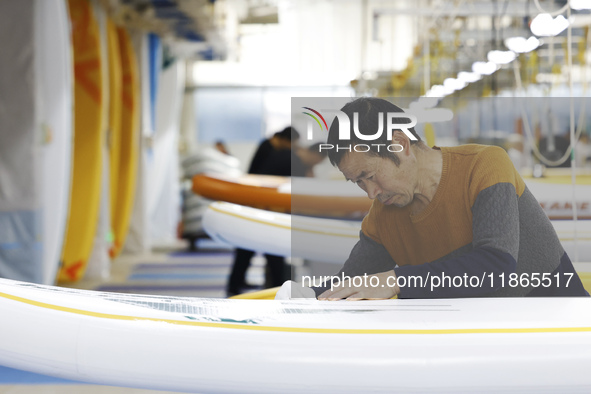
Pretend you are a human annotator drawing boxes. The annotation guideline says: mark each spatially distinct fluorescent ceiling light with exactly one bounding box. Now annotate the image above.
[504,36,540,53]
[472,61,498,75]
[571,0,591,10]
[442,84,455,95]
[457,71,481,83]
[443,77,467,91]
[487,50,517,65]
[530,14,569,37]
[426,85,448,97]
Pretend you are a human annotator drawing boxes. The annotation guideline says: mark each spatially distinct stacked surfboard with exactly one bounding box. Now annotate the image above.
[199,171,591,263]
[180,147,242,245]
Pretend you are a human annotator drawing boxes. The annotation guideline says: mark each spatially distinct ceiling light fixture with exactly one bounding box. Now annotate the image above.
[457,71,481,83]
[504,36,540,53]
[487,50,517,65]
[443,77,467,91]
[571,0,591,10]
[472,61,498,75]
[530,13,569,37]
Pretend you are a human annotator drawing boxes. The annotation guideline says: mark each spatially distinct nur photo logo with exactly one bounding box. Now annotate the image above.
[301,106,418,153]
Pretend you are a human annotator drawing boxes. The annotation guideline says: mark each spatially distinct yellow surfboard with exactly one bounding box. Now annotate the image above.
[107,18,122,243]
[109,26,140,258]
[59,0,106,282]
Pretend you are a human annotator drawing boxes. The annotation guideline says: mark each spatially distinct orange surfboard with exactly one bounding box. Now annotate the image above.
[192,173,371,218]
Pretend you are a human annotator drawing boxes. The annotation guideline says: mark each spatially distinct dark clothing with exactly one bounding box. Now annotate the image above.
[228,249,288,292]
[248,139,293,176]
[248,140,274,174]
[264,148,292,176]
[291,151,308,177]
[227,138,291,294]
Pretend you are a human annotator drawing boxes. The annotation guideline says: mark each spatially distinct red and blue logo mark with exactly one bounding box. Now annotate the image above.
[302,107,328,132]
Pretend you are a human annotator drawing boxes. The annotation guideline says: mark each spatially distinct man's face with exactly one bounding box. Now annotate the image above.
[338,150,417,207]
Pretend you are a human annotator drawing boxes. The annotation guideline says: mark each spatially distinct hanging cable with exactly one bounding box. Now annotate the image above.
[566,2,578,263]
[512,61,586,168]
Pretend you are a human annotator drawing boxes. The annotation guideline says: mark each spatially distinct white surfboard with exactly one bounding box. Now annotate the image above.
[122,31,151,254]
[0,277,591,392]
[0,0,73,284]
[148,60,185,246]
[203,201,360,262]
[182,146,241,176]
[85,0,112,280]
[36,0,74,284]
[181,192,212,236]
[204,202,591,263]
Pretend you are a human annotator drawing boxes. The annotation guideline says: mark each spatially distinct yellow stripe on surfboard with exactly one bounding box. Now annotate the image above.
[230,287,281,300]
[59,0,106,283]
[2,288,591,335]
[209,203,359,238]
[109,26,140,258]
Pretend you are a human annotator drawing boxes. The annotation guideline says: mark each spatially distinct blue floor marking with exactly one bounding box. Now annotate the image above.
[0,365,86,385]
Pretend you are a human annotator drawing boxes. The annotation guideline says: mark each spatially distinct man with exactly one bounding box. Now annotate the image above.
[248,126,297,176]
[292,143,328,177]
[227,127,298,296]
[314,97,587,300]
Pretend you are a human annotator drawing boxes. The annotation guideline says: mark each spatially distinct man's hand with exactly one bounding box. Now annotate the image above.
[318,270,400,300]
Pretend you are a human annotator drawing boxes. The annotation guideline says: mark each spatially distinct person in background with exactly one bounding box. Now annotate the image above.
[214,140,231,156]
[226,127,299,296]
[248,127,297,176]
[292,143,328,177]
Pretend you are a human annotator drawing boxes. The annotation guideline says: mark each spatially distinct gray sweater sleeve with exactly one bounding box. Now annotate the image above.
[393,182,521,298]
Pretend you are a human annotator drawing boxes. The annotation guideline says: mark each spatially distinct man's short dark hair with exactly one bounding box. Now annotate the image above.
[275,126,300,142]
[327,97,421,167]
